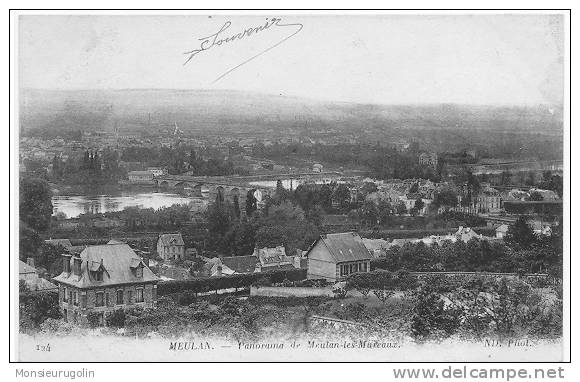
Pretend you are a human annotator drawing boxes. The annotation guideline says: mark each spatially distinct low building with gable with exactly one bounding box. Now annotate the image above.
[306,232,372,282]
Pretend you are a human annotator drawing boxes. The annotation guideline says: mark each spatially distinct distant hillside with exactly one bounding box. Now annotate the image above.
[20,88,563,142]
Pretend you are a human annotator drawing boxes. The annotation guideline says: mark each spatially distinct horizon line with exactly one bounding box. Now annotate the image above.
[19,87,564,109]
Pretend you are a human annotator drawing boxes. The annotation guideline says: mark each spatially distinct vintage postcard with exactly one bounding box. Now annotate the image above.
[12,11,569,362]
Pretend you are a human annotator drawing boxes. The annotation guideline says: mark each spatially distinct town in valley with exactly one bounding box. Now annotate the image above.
[16,14,566,361]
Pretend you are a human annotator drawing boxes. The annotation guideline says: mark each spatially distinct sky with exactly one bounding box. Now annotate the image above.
[19,14,564,105]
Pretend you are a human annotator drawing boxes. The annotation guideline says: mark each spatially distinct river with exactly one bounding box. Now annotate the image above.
[52,191,196,218]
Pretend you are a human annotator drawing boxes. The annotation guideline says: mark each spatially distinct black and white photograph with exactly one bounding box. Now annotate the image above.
[10,9,569,364]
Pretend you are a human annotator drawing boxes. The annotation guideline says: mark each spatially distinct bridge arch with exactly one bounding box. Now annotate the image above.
[174,181,194,189]
[191,184,203,197]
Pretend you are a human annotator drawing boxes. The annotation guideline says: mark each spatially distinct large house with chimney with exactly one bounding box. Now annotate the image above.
[306,232,372,282]
[53,241,160,325]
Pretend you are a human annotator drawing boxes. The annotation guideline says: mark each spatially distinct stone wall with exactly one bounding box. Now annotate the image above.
[250,285,334,298]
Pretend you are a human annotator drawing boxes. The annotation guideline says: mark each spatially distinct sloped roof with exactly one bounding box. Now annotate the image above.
[261,263,296,271]
[53,243,160,288]
[158,233,184,247]
[496,224,509,233]
[254,246,291,266]
[220,255,258,274]
[19,260,37,274]
[22,276,58,292]
[311,232,372,263]
[362,238,390,251]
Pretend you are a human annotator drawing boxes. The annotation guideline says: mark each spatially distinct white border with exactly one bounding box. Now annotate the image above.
[4,3,574,381]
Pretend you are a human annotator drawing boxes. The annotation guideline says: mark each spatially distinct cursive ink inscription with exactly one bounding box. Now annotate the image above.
[183,17,303,83]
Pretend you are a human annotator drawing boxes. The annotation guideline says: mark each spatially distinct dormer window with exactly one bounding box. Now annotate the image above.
[89,260,106,281]
[91,270,103,281]
[130,258,144,278]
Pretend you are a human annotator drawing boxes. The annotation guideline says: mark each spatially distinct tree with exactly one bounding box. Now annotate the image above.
[206,201,233,239]
[395,201,407,215]
[255,225,287,249]
[332,184,351,211]
[319,184,333,211]
[414,198,425,212]
[505,217,536,249]
[245,190,257,216]
[20,177,53,231]
[528,191,544,201]
[19,223,43,262]
[373,289,395,304]
[19,291,61,332]
[359,200,378,226]
[377,200,394,225]
[346,273,372,298]
[410,283,463,339]
[361,182,379,196]
[258,201,319,255]
[433,188,458,212]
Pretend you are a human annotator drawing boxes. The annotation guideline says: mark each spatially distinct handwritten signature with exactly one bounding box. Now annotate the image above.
[183,17,303,83]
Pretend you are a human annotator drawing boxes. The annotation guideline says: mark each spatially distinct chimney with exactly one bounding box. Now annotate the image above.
[216,265,222,277]
[26,258,35,268]
[72,255,82,276]
[61,253,72,273]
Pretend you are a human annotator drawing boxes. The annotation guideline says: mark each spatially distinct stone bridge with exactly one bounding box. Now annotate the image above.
[154,174,274,208]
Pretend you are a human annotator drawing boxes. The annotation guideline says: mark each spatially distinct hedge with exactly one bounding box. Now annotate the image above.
[344,270,419,291]
[157,268,307,296]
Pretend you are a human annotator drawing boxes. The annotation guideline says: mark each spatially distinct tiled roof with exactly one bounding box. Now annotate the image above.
[22,277,58,292]
[19,260,37,274]
[312,232,372,263]
[496,224,509,233]
[261,263,296,271]
[53,243,160,288]
[220,255,259,274]
[254,246,292,266]
[158,234,184,247]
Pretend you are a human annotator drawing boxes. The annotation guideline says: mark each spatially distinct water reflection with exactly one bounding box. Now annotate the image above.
[52,192,195,218]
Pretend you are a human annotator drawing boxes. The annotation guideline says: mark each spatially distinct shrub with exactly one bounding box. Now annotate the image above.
[106,309,126,328]
[373,289,395,304]
[177,291,197,306]
[219,296,247,317]
[253,276,272,287]
[86,311,103,328]
[332,286,348,299]
[294,279,329,287]
[410,285,463,339]
[40,318,74,334]
[19,291,61,332]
